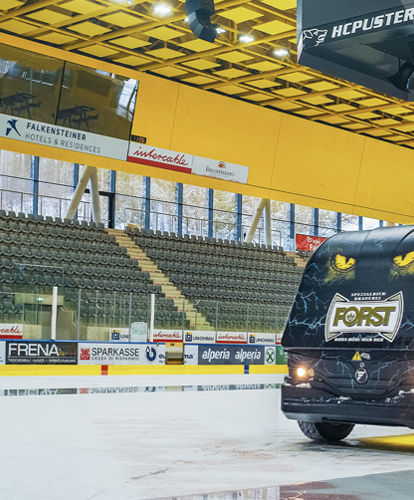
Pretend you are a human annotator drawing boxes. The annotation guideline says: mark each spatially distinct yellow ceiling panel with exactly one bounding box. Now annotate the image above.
[394,123,414,131]
[36,32,78,45]
[366,129,392,137]
[144,27,184,41]
[255,19,293,35]
[356,112,380,120]
[100,12,142,28]
[343,123,370,130]
[1,0,24,10]
[152,66,188,78]
[81,45,118,58]
[372,118,400,126]
[0,19,34,34]
[219,6,263,23]
[320,116,350,125]
[183,59,220,70]
[386,106,411,115]
[358,97,389,107]
[402,114,414,122]
[218,51,251,63]
[247,79,277,89]
[214,68,250,78]
[327,103,355,112]
[146,47,183,59]
[334,89,367,100]
[307,81,340,91]
[218,85,249,95]
[274,87,306,97]
[273,101,301,110]
[386,135,407,142]
[61,0,101,15]
[69,21,111,36]
[260,0,296,9]
[182,75,215,85]
[114,54,147,66]
[180,39,218,51]
[296,109,325,117]
[247,93,271,101]
[301,95,333,105]
[110,36,149,49]
[278,71,313,83]
[26,9,71,25]
[246,61,282,71]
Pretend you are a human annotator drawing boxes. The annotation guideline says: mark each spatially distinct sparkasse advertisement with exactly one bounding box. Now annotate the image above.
[6,341,77,364]
[78,342,165,365]
[198,345,266,365]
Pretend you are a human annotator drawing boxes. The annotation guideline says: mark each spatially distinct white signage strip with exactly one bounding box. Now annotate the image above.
[128,142,249,184]
[0,113,129,161]
[78,342,165,365]
[248,333,276,345]
[216,331,248,344]
[152,329,183,343]
[0,324,23,339]
[184,331,216,344]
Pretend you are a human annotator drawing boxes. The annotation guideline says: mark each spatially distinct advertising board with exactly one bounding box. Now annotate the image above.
[0,323,23,339]
[216,332,247,344]
[6,341,77,364]
[78,342,165,365]
[184,331,216,344]
[0,113,129,161]
[248,333,276,345]
[183,344,199,365]
[0,342,5,364]
[152,329,183,343]
[198,344,265,365]
[109,328,130,342]
[296,234,326,252]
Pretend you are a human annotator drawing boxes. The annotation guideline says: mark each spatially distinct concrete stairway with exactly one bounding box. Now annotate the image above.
[106,229,212,330]
[286,251,307,268]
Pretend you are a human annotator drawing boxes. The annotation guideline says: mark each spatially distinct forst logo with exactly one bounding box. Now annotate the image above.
[325,292,404,342]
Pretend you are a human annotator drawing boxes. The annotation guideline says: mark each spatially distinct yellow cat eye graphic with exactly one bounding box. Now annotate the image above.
[332,254,356,272]
[394,251,414,268]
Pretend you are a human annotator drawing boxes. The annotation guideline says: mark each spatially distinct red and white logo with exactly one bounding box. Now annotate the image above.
[80,348,91,360]
[218,161,226,169]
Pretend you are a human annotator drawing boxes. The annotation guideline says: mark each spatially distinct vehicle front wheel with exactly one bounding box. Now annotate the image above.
[298,420,355,442]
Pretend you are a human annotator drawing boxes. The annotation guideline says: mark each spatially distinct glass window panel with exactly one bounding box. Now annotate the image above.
[0,150,31,177]
[214,190,235,241]
[115,171,144,228]
[271,201,290,248]
[342,213,359,231]
[38,157,74,185]
[319,209,338,237]
[57,62,138,139]
[295,205,314,237]
[363,217,380,230]
[151,178,177,233]
[242,195,263,244]
[0,44,63,123]
[182,184,208,237]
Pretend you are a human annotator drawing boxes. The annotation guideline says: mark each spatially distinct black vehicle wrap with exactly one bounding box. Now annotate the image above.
[281,226,414,428]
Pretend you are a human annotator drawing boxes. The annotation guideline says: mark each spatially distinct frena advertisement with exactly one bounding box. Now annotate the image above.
[282,226,414,349]
[6,341,77,364]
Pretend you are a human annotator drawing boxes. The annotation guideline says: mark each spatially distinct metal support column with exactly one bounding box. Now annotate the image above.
[359,216,363,231]
[73,164,79,220]
[245,198,266,243]
[337,212,342,233]
[289,204,295,240]
[31,156,39,217]
[264,199,272,247]
[176,182,183,235]
[314,208,319,236]
[208,188,214,238]
[235,193,242,242]
[66,165,95,220]
[108,170,116,229]
[144,177,150,230]
[89,167,101,223]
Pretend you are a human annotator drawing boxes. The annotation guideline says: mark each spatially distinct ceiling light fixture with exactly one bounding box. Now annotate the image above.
[274,48,289,58]
[216,27,226,34]
[153,3,172,16]
[239,34,254,43]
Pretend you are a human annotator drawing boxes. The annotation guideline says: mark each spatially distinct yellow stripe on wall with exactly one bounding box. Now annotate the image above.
[0,364,287,376]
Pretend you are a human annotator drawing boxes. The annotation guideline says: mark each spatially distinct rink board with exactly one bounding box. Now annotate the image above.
[0,364,288,376]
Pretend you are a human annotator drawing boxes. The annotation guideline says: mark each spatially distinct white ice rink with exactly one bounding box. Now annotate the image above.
[0,374,413,499]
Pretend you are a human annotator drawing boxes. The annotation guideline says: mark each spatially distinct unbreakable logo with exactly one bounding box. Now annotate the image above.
[325,292,404,342]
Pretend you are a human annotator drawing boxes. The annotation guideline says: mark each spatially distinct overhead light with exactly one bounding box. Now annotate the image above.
[239,34,254,43]
[184,16,189,23]
[216,27,226,34]
[274,48,289,58]
[153,3,172,16]
[388,61,414,91]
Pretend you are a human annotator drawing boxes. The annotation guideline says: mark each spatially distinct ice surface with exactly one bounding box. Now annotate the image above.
[0,373,412,500]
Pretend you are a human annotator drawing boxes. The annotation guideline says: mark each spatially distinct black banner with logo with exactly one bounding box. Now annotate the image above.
[6,341,78,364]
